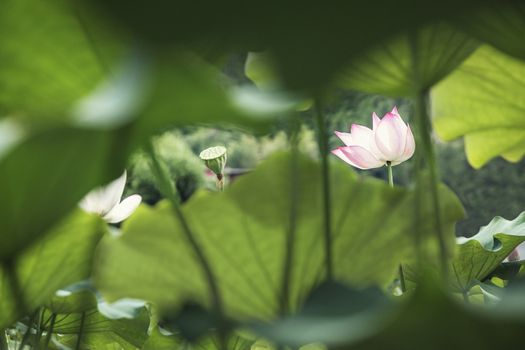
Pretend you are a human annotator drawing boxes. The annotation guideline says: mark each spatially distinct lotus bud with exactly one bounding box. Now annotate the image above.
[199,146,227,190]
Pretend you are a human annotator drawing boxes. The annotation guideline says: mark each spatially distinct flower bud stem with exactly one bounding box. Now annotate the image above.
[386,162,394,188]
[146,141,227,350]
[386,163,407,293]
[216,174,224,191]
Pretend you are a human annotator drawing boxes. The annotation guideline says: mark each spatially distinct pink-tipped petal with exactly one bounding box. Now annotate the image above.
[103,194,142,223]
[372,112,381,130]
[399,124,415,162]
[334,131,353,146]
[340,146,384,169]
[331,148,361,168]
[391,106,399,116]
[375,112,408,161]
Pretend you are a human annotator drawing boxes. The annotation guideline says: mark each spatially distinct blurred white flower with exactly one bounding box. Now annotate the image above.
[80,171,141,223]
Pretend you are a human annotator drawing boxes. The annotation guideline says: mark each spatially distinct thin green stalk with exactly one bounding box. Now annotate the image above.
[0,330,8,350]
[18,310,39,350]
[4,260,27,317]
[35,308,45,348]
[387,162,407,293]
[462,291,470,303]
[43,313,57,350]
[75,312,86,350]
[415,90,449,278]
[314,99,333,280]
[408,33,448,280]
[386,161,394,187]
[146,141,226,349]
[280,115,300,316]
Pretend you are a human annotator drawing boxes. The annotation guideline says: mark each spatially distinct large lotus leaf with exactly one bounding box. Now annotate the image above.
[456,0,525,61]
[94,153,463,324]
[46,306,150,350]
[0,127,123,260]
[0,210,105,329]
[449,212,525,292]
[432,45,525,168]
[88,0,485,92]
[339,23,478,97]
[337,279,525,350]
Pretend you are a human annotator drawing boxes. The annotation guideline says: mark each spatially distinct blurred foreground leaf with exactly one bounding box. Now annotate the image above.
[338,279,525,350]
[88,0,485,92]
[432,45,525,168]
[0,210,104,328]
[0,0,109,125]
[457,0,525,61]
[252,281,392,347]
[142,329,253,350]
[0,128,122,259]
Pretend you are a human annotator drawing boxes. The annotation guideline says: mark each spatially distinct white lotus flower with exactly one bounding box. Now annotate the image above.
[79,171,141,223]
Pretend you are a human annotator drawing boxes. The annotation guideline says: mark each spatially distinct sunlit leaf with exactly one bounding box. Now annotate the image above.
[339,23,478,97]
[0,210,105,328]
[94,153,463,328]
[47,306,150,349]
[450,212,525,292]
[432,45,525,168]
[142,329,253,350]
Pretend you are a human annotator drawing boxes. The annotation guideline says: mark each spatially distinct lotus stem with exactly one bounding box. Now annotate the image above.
[146,141,226,350]
[314,99,334,281]
[75,312,86,350]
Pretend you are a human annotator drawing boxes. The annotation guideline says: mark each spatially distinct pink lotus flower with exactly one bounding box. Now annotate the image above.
[331,106,415,169]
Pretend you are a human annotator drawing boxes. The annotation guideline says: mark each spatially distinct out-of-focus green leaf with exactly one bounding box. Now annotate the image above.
[0,0,110,125]
[142,329,253,350]
[432,45,525,168]
[337,278,525,350]
[47,306,150,350]
[88,0,485,92]
[46,289,98,315]
[128,52,281,141]
[456,1,525,61]
[0,210,105,329]
[0,0,283,133]
[339,24,478,97]
[487,261,525,281]
[252,281,392,347]
[0,127,123,260]
[94,153,463,326]
[245,52,280,90]
[449,212,525,292]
